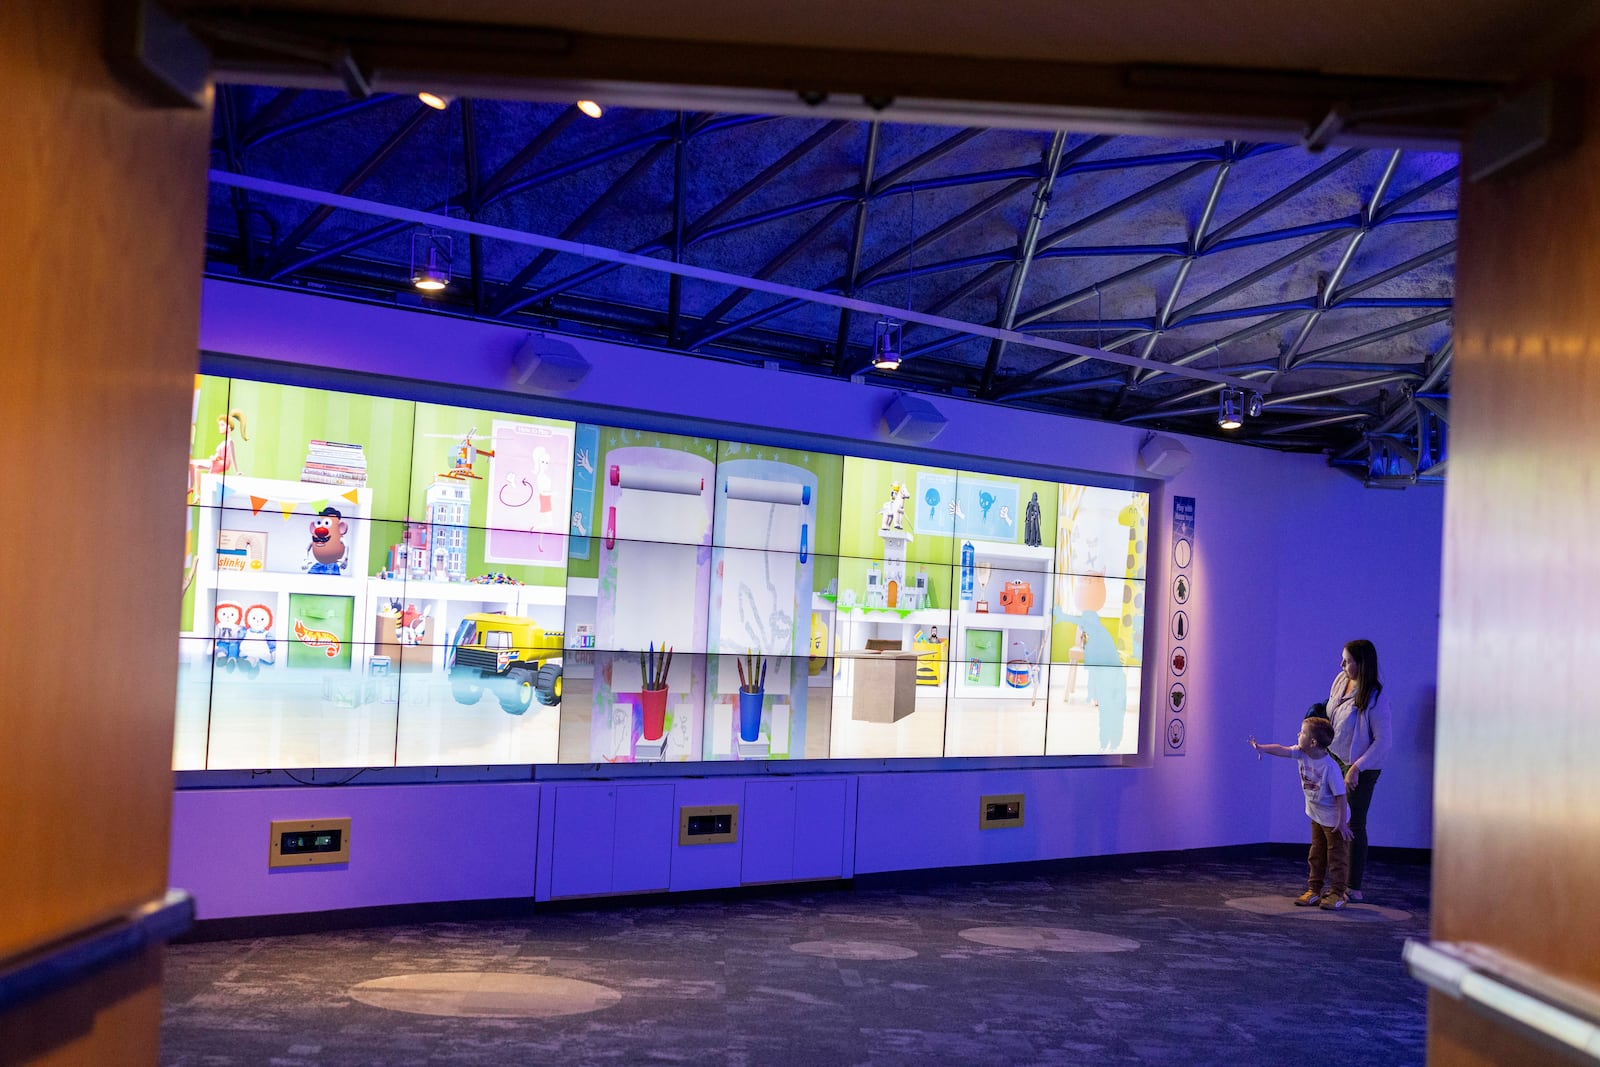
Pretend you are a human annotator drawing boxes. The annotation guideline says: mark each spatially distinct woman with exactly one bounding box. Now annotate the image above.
[1325,639,1392,901]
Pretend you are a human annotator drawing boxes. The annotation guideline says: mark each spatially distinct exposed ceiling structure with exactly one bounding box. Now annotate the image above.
[168,4,1600,486]
[204,84,1455,482]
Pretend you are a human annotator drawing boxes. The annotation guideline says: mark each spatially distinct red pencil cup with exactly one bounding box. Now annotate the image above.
[640,686,668,741]
[738,688,764,743]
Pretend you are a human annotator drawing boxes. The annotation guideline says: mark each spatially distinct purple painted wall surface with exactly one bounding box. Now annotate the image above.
[177,281,1444,914]
[169,783,539,919]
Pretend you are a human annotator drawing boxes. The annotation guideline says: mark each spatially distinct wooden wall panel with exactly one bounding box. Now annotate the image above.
[1431,26,1600,1063]
[0,0,209,1058]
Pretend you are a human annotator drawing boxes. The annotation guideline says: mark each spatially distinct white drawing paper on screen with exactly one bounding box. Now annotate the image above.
[589,446,714,761]
[485,420,573,567]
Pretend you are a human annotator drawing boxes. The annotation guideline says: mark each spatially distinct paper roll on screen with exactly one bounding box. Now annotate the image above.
[609,464,705,495]
[723,477,810,506]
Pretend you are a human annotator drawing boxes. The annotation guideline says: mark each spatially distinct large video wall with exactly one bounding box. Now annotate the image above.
[176,374,1150,769]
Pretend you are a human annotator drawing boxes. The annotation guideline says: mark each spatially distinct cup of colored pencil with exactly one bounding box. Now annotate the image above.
[736,649,766,743]
[639,641,672,741]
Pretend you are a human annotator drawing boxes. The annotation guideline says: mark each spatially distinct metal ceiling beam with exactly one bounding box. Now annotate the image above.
[1032,157,1223,257]
[1259,412,1371,435]
[241,93,393,150]
[213,170,1265,390]
[684,198,857,349]
[1127,153,1235,388]
[856,179,1034,288]
[684,121,850,242]
[1372,165,1460,222]
[1286,308,1453,370]
[667,112,689,346]
[831,122,882,373]
[1332,240,1456,302]
[1014,256,1179,331]
[1200,147,1365,250]
[251,99,579,280]
[1168,230,1348,325]
[461,98,486,314]
[1276,149,1403,371]
[980,131,1077,396]
[258,101,436,281]
[234,87,301,147]
[184,9,1496,149]
[492,140,676,317]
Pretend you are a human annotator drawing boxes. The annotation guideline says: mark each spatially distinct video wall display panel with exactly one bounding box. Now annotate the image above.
[177,374,1150,770]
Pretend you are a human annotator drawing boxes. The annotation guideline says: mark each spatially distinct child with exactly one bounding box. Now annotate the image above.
[1249,716,1353,910]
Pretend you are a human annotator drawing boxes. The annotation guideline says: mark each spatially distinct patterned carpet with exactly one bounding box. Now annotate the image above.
[160,853,1429,1066]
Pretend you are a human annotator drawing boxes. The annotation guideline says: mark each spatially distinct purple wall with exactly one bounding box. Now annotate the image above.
[170,783,539,919]
[175,281,1444,916]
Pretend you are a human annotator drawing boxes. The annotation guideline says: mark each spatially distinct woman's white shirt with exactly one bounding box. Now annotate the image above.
[1326,671,1393,771]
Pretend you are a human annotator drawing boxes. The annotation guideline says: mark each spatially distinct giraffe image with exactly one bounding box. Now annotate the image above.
[1116,495,1149,665]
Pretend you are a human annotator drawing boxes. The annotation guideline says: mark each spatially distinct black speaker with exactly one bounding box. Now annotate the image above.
[881,392,947,444]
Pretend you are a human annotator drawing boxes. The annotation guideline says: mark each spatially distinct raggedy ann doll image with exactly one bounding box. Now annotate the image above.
[238,603,277,676]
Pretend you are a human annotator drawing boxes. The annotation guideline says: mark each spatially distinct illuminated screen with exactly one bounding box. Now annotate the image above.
[176,375,1148,769]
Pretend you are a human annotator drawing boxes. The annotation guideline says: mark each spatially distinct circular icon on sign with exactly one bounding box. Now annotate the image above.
[1173,573,1190,604]
[1170,646,1187,676]
[1173,538,1192,569]
[1171,610,1189,641]
[1169,682,1186,712]
[1167,718,1186,749]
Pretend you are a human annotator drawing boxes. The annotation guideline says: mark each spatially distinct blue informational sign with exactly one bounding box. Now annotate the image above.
[1165,495,1195,758]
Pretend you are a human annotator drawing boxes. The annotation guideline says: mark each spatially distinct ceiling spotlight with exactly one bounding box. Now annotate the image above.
[1217,387,1245,430]
[872,319,903,371]
[1247,390,1264,418]
[417,91,454,110]
[411,231,452,291]
[576,99,603,118]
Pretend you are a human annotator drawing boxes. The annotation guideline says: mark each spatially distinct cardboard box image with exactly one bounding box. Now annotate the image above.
[843,648,921,723]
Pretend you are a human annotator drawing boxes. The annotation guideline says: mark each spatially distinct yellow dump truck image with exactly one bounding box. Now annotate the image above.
[448,612,563,714]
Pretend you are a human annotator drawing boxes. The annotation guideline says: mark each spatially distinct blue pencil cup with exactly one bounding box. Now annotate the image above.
[738,689,764,743]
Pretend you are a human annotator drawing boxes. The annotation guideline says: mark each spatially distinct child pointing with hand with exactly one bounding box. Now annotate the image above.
[1250,716,1354,910]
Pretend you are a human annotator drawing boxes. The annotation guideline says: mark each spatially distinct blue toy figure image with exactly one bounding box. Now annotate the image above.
[303,506,350,575]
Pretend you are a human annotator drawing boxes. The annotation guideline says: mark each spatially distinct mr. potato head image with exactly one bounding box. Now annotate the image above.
[303,506,350,575]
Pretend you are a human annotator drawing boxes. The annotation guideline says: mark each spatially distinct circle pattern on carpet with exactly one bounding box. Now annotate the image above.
[789,940,918,960]
[1225,895,1412,921]
[348,972,622,1018]
[957,926,1141,952]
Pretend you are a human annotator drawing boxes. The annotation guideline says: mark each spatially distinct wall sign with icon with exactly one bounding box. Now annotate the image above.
[1165,496,1195,757]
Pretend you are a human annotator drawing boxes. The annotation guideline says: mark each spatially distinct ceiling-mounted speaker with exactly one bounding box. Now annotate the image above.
[881,392,947,444]
[1138,434,1191,479]
[510,333,591,393]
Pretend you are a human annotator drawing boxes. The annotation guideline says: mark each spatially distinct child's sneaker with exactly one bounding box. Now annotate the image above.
[1320,891,1348,910]
[1294,889,1321,906]
[1347,889,1364,902]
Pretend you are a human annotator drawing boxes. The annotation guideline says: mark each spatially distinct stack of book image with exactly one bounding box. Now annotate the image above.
[301,440,368,486]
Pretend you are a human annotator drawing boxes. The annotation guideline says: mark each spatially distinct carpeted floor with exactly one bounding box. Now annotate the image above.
[160,853,1430,1066]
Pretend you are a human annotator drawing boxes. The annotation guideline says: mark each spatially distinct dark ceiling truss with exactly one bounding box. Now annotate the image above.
[202,83,1458,482]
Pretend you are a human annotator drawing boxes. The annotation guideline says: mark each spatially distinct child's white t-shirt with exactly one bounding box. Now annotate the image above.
[1295,749,1346,828]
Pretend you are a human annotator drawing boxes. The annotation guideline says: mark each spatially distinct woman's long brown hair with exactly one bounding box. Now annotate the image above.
[1344,639,1381,711]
